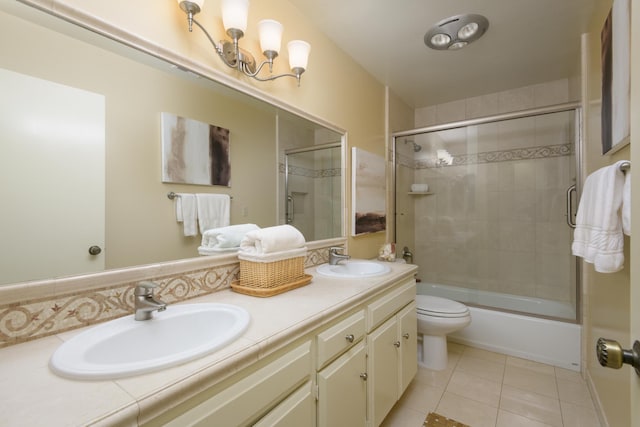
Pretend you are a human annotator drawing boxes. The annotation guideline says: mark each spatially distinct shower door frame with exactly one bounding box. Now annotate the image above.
[391,101,583,323]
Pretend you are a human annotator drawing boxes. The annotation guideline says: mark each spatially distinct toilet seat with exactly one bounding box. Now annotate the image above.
[416,295,470,318]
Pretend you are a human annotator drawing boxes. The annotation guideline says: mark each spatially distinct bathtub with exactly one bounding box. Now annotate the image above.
[417,282,581,371]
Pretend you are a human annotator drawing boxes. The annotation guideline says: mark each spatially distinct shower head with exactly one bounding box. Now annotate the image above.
[404,140,422,152]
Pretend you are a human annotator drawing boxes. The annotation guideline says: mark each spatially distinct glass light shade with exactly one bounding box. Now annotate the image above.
[430,33,451,48]
[258,19,283,54]
[448,41,468,50]
[457,22,479,40]
[178,0,205,7]
[287,40,311,70]
[222,0,249,32]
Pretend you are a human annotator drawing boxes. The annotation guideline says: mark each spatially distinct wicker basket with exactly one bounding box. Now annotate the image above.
[232,249,311,297]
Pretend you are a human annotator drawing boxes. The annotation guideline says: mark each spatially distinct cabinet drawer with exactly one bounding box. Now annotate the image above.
[366,279,415,332]
[316,310,365,369]
[253,381,315,427]
[164,341,312,427]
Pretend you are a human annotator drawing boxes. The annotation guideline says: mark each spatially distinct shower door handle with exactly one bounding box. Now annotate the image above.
[286,195,294,224]
[566,184,576,229]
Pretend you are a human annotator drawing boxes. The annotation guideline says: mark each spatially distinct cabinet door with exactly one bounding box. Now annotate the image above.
[398,301,417,396]
[253,381,315,427]
[367,316,399,427]
[317,341,367,427]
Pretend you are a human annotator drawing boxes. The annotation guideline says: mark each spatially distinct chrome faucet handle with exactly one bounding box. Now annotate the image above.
[329,246,344,254]
[135,281,159,296]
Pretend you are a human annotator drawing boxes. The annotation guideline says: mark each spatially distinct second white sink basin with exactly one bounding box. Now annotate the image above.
[50,303,250,380]
[316,260,391,278]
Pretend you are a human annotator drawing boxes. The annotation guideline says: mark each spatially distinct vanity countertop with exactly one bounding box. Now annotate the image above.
[0,262,417,427]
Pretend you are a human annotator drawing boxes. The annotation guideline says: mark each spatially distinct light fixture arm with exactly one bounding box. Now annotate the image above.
[178,0,307,85]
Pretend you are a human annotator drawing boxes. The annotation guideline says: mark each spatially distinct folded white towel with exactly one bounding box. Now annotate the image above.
[198,246,240,255]
[200,224,260,249]
[196,193,230,234]
[571,161,628,273]
[239,224,306,255]
[175,193,198,237]
[238,247,307,263]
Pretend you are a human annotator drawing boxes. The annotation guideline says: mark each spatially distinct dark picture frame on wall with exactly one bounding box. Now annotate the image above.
[601,0,630,154]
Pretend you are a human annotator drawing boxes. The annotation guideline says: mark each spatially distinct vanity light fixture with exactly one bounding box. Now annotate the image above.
[177,0,311,85]
[424,14,489,51]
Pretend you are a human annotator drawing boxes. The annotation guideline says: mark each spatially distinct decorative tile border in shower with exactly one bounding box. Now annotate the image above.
[278,162,341,178]
[414,143,573,169]
[0,240,343,348]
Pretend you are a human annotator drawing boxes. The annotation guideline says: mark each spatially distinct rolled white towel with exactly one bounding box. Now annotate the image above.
[201,224,260,249]
[238,247,307,263]
[239,224,306,255]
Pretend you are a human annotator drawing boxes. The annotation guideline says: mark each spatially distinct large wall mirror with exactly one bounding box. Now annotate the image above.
[0,3,344,286]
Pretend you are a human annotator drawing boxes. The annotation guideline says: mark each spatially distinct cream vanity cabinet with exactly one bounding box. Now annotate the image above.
[366,280,418,427]
[150,341,315,427]
[145,276,416,427]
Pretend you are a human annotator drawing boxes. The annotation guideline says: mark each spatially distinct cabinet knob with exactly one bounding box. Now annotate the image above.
[359,372,368,381]
[345,334,354,343]
[394,341,401,348]
[403,333,410,339]
[88,245,102,256]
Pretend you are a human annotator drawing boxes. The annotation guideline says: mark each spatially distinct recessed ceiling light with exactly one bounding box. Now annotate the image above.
[424,14,489,51]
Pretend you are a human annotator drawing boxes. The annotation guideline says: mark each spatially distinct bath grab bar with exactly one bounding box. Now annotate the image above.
[566,185,576,229]
[167,192,232,200]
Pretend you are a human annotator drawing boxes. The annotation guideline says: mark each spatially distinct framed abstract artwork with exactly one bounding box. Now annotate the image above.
[352,147,386,235]
[601,0,630,154]
[161,112,231,186]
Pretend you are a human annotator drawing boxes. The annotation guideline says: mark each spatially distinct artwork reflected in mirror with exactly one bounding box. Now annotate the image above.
[161,113,231,187]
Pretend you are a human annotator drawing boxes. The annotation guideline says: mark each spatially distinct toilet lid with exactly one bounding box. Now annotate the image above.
[415,295,469,317]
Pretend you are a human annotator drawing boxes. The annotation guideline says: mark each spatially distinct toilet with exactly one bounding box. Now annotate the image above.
[415,295,471,370]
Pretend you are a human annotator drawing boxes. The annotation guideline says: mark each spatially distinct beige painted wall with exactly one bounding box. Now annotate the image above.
[30,0,388,259]
[582,1,633,426]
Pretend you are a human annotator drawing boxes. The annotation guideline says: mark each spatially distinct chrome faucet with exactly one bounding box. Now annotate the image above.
[329,247,351,265]
[134,281,167,321]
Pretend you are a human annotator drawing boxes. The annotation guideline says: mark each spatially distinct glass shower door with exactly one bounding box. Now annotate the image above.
[395,109,579,321]
[285,144,342,241]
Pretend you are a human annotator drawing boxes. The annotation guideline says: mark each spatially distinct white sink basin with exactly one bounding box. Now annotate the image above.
[50,303,250,380]
[316,260,391,278]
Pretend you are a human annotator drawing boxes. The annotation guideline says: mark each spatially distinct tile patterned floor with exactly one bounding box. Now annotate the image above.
[381,343,602,427]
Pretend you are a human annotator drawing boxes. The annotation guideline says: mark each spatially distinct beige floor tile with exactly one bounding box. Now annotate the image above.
[381,400,428,427]
[400,379,446,413]
[500,384,563,427]
[560,400,603,427]
[436,391,498,427]
[504,365,559,399]
[554,367,583,383]
[507,356,556,376]
[446,370,502,407]
[462,346,507,365]
[457,353,506,383]
[447,341,466,354]
[497,409,556,427]
[557,377,595,408]
[414,365,454,390]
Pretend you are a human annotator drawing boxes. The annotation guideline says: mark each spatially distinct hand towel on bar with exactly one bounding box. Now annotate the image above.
[622,168,631,236]
[196,193,230,234]
[175,193,198,237]
[571,160,628,273]
[239,224,306,255]
[198,223,260,254]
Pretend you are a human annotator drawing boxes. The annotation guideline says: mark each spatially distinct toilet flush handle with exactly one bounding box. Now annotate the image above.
[596,338,640,376]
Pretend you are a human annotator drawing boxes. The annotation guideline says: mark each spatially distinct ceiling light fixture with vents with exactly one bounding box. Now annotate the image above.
[424,14,489,51]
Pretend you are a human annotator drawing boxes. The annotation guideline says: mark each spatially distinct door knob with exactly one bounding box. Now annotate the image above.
[596,338,640,376]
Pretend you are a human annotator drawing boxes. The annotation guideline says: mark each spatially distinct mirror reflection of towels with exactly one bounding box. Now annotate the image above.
[196,194,230,234]
[175,193,197,236]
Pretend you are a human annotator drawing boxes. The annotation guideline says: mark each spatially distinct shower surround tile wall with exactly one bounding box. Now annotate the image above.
[399,79,577,314]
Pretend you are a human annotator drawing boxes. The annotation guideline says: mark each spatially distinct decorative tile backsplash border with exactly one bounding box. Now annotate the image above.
[0,241,340,348]
[394,143,573,170]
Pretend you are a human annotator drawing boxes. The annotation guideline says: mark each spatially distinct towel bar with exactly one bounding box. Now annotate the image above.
[619,161,631,172]
[167,192,232,200]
